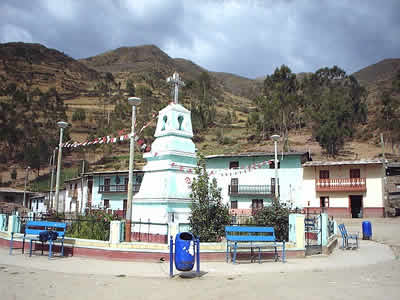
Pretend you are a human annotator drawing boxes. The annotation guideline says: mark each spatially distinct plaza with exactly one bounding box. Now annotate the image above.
[1,218,399,300]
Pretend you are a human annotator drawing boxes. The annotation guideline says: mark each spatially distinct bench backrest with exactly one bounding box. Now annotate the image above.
[225,226,276,242]
[25,221,67,238]
[338,224,348,238]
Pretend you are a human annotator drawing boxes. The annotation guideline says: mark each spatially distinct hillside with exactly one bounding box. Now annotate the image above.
[1,42,400,191]
[353,58,400,86]
[0,42,101,99]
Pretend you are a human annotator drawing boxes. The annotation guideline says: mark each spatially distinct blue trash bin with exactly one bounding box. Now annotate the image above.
[174,232,195,271]
[362,221,372,240]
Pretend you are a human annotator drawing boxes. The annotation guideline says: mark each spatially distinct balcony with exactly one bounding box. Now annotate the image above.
[316,178,366,192]
[98,184,141,194]
[228,185,274,196]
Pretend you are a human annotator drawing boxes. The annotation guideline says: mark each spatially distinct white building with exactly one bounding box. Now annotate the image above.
[302,160,385,217]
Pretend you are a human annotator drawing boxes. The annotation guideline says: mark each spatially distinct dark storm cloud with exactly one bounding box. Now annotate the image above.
[1,0,399,78]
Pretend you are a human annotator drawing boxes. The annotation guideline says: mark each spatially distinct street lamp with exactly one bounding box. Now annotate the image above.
[271,134,280,201]
[125,97,142,242]
[23,166,31,208]
[55,121,68,214]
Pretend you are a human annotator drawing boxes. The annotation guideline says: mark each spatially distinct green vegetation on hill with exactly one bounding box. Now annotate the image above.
[248,65,367,156]
[1,42,400,186]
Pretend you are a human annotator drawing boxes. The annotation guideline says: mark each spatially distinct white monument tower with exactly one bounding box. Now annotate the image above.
[131,72,197,242]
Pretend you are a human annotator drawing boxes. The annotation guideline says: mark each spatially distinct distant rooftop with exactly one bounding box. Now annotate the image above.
[0,187,31,194]
[303,159,384,167]
[206,151,310,159]
[64,169,144,182]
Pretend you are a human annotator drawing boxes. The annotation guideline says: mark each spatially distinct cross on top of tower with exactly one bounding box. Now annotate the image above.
[166,72,185,104]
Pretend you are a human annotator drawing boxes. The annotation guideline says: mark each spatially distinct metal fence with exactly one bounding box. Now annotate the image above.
[1,213,111,241]
[0,213,8,231]
[327,216,335,238]
[131,220,169,243]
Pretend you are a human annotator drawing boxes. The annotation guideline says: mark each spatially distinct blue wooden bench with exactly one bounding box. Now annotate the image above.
[9,220,67,258]
[338,223,359,249]
[225,226,286,264]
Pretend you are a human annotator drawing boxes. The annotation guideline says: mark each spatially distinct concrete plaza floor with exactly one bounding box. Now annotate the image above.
[0,217,399,300]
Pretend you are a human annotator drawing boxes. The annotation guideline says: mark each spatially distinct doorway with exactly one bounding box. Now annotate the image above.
[350,195,363,218]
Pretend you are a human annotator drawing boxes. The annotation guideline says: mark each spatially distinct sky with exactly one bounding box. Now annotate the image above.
[0,0,399,79]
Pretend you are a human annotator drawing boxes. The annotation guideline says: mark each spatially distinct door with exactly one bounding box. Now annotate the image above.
[87,180,93,207]
[350,195,363,218]
[104,178,110,191]
[251,199,263,215]
[123,199,127,218]
[231,178,238,193]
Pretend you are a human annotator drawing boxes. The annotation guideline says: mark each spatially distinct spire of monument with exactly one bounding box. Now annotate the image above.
[167,72,185,104]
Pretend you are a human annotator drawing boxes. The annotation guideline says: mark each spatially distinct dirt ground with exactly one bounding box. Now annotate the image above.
[0,217,399,300]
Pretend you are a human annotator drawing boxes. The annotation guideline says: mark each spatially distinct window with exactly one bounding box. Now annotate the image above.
[124,177,129,185]
[103,199,110,209]
[115,175,120,184]
[350,169,360,178]
[231,200,238,209]
[162,115,167,131]
[178,115,184,130]
[269,161,280,169]
[320,196,329,207]
[319,170,330,179]
[252,199,263,210]
[229,161,239,169]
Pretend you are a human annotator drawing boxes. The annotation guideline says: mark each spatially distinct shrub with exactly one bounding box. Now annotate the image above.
[66,210,119,241]
[189,155,230,242]
[253,201,291,241]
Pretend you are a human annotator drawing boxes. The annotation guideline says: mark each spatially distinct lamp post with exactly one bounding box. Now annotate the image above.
[23,166,31,208]
[125,97,142,242]
[271,134,280,201]
[49,149,56,211]
[55,121,68,214]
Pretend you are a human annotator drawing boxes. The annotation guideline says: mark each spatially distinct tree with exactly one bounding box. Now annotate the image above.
[249,65,299,143]
[72,108,86,122]
[303,66,367,156]
[189,155,230,242]
[10,168,17,180]
[376,71,400,151]
[126,79,135,96]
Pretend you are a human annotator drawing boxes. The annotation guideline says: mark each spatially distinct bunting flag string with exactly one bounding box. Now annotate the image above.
[168,160,274,178]
[60,113,158,151]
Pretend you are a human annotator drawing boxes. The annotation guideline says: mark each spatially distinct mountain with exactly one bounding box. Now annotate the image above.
[1,42,399,167]
[211,71,262,99]
[80,45,260,99]
[0,42,101,99]
[353,58,400,85]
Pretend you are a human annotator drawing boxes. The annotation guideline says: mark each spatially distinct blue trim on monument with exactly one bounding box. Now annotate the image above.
[147,154,197,164]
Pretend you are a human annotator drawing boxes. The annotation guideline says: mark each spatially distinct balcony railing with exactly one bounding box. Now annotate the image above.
[316,178,366,192]
[98,184,141,193]
[228,184,274,196]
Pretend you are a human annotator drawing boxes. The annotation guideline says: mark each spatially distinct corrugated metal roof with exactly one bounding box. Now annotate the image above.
[387,162,400,168]
[206,151,309,159]
[64,169,144,182]
[303,159,384,167]
[0,187,34,194]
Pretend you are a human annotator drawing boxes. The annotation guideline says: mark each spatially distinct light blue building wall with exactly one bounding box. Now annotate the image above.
[90,170,144,211]
[205,152,310,213]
